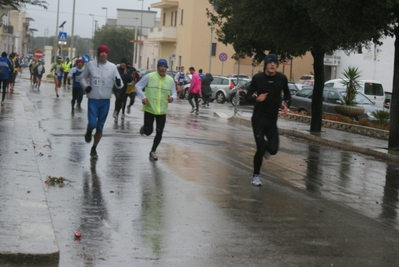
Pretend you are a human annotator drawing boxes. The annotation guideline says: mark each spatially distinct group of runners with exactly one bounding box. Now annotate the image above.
[7,45,292,188]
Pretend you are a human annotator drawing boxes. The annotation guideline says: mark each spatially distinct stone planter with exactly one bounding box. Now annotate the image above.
[334,105,365,118]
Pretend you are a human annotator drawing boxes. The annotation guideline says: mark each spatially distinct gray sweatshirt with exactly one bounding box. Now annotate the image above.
[79,60,123,99]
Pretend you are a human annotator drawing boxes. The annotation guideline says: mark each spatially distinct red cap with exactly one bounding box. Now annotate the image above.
[76,59,84,64]
[97,44,109,56]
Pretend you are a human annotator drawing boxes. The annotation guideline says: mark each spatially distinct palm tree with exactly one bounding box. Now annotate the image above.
[340,66,361,106]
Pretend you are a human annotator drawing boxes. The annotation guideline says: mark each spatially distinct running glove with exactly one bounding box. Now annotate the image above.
[115,77,121,87]
[85,86,92,94]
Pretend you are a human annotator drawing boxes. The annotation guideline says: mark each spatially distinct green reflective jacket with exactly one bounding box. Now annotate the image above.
[143,72,174,115]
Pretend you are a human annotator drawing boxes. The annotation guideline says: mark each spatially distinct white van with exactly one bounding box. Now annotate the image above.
[324,79,385,108]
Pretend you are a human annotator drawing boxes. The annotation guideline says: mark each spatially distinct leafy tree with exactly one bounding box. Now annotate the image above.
[208,0,393,132]
[0,0,47,9]
[92,26,137,64]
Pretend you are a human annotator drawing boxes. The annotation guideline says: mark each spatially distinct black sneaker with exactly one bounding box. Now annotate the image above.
[90,147,98,159]
[85,128,93,143]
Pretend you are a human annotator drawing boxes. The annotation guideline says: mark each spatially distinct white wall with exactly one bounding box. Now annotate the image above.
[335,36,395,92]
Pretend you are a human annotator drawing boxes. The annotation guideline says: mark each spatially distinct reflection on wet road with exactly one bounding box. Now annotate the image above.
[8,76,399,266]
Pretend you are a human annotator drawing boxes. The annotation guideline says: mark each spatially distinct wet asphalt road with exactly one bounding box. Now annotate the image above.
[1,71,399,266]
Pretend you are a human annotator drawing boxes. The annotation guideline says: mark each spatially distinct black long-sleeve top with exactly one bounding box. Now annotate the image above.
[246,72,291,121]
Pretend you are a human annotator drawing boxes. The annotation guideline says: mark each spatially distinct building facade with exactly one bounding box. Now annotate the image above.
[0,9,35,55]
[328,37,395,93]
[146,0,314,79]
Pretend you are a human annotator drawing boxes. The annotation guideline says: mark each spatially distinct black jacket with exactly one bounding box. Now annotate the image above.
[201,73,213,96]
[246,72,291,120]
[116,66,135,92]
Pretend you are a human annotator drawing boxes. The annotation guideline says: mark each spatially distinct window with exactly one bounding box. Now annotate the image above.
[212,77,221,85]
[326,91,340,103]
[180,10,184,25]
[221,78,229,85]
[171,11,173,25]
[211,43,217,56]
[296,88,313,97]
[174,11,177,26]
[365,83,384,96]
[324,82,334,87]
[163,13,166,26]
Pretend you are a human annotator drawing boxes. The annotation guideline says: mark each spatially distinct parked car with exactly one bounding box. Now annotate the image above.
[324,79,385,108]
[289,87,383,121]
[229,81,252,106]
[229,82,298,107]
[384,91,392,110]
[183,76,249,103]
[226,74,250,79]
[298,74,314,84]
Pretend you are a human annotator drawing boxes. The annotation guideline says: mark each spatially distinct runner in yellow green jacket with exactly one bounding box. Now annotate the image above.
[135,59,177,161]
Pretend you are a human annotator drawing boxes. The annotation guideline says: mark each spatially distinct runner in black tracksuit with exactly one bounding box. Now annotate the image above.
[113,58,134,123]
[245,53,291,187]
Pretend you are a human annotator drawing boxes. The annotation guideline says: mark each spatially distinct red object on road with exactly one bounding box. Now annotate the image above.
[34,49,43,59]
[74,232,81,238]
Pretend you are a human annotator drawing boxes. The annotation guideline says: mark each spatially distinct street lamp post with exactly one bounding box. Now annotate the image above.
[89,14,94,39]
[102,7,108,25]
[70,0,76,60]
[138,0,144,68]
[89,14,94,58]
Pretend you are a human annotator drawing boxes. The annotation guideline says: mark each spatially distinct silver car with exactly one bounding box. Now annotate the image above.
[290,87,383,121]
[184,76,250,103]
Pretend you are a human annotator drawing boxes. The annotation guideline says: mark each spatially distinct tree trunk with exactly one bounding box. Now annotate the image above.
[310,46,325,132]
[389,23,399,149]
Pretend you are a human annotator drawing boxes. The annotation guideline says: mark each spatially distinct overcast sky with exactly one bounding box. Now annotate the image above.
[24,0,160,39]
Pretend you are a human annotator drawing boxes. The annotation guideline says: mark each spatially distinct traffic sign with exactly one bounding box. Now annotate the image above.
[219,52,228,62]
[58,32,67,45]
[82,54,91,63]
[171,53,176,58]
[34,49,43,59]
[58,32,67,42]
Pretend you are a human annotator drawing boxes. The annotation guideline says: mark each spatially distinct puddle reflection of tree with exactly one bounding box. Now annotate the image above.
[139,164,164,257]
[305,144,322,194]
[379,165,399,227]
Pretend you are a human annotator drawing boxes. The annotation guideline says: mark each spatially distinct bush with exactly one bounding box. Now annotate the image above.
[47,74,54,79]
[371,110,390,128]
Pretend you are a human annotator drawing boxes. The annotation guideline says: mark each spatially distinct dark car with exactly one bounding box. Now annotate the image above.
[229,81,298,106]
[384,91,392,110]
[290,86,383,121]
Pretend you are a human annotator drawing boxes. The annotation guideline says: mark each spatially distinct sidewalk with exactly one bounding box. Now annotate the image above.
[226,110,399,163]
[0,79,397,264]
[0,88,59,264]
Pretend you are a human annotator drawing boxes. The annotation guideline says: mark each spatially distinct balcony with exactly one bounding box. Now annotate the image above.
[148,26,177,43]
[3,25,14,34]
[151,1,179,9]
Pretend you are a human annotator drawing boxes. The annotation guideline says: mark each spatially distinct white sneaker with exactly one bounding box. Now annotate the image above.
[263,150,270,159]
[251,174,262,186]
[113,111,117,118]
[149,151,158,161]
[190,108,196,113]
[121,114,125,120]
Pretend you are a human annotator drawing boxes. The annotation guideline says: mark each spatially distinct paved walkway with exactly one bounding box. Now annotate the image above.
[227,111,399,163]
[0,76,398,264]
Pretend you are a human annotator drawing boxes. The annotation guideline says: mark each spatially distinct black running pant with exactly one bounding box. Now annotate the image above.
[143,112,166,153]
[71,87,83,108]
[251,114,279,175]
[1,79,8,102]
